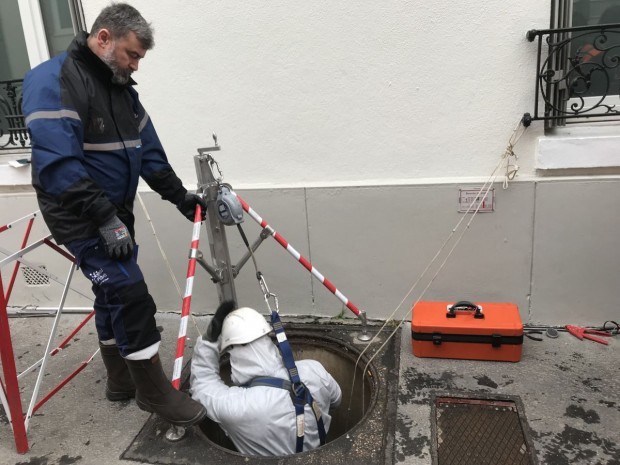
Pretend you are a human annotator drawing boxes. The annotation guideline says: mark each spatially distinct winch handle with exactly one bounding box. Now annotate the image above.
[447,300,484,319]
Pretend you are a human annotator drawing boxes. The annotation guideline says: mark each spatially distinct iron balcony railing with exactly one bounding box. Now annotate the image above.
[524,23,620,128]
[0,79,30,151]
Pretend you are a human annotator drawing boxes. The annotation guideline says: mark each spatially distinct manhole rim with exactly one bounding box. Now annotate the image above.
[195,332,383,460]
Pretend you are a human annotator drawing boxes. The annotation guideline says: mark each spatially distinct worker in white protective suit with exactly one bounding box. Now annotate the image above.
[190,302,342,456]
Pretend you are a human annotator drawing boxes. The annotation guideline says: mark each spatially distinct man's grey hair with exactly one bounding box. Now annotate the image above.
[90,3,154,50]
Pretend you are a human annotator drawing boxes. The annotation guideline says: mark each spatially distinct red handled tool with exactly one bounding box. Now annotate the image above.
[565,325,612,345]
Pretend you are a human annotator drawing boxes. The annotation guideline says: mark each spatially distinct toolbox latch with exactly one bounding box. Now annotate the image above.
[432,333,443,345]
[491,334,502,348]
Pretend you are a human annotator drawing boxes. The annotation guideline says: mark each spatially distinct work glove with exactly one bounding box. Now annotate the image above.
[176,193,207,222]
[98,216,134,261]
[205,300,237,342]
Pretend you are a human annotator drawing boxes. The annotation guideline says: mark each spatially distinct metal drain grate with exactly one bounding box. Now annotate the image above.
[432,396,536,465]
[22,265,50,286]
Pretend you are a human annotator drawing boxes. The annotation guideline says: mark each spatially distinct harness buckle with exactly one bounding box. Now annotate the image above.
[292,382,306,399]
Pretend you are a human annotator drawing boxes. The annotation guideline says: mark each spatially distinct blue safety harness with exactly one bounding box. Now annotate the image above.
[243,304,327,453]
[235,223,327,453]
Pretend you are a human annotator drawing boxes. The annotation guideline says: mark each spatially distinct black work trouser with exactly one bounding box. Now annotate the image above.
[66,238,160,357]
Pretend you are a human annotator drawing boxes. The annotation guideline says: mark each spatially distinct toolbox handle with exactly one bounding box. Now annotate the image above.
[447,301,484,319]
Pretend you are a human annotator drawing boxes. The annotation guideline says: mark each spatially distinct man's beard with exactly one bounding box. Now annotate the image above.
[101,47,132,85]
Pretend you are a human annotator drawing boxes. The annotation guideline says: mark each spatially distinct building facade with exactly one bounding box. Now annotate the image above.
[1,0,619,325]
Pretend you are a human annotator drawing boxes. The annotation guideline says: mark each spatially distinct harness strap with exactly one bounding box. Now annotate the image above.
[244,375,326,451]
[271,316,301,384]
[236,223,326,452]
[270,311,327,450]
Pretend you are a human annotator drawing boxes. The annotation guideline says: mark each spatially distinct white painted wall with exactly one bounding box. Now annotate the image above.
[82,0,552,187]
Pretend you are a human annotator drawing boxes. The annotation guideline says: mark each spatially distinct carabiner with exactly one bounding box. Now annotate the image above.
[207,156,224,184]
[257,272,279,313]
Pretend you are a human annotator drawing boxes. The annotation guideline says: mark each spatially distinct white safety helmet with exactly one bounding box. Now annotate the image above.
[220,307,272,351]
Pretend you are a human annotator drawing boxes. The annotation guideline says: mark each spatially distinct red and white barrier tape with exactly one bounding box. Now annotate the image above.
[171,205,202,389]
[231,192,361,317]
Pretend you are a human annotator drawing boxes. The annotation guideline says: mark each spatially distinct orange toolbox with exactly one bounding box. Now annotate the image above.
[411,300,523,362]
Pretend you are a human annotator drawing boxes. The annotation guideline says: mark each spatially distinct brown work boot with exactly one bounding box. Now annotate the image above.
[125,353,207,427]
[98,343,135,401]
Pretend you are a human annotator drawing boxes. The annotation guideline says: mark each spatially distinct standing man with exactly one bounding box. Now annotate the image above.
[23,3,207,427]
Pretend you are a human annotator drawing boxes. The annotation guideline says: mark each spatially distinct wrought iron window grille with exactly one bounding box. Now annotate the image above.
[524,23,620,128]
[0,79,30,151]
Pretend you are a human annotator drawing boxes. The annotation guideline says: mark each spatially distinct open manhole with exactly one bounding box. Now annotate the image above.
[200,336,373,449]
[122,323,400,465]
[431,394,538,465]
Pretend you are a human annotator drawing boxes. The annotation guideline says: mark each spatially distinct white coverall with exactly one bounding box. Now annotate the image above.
[190,334,342,456]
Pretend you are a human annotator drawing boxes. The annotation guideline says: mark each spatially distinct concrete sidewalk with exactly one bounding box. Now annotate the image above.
[0,312,618,465]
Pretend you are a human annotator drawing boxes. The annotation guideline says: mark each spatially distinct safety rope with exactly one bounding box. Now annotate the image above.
[346,118,529,417]
[503,119,527,189]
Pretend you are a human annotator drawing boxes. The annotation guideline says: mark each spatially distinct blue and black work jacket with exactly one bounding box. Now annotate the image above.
[23,32,186,245]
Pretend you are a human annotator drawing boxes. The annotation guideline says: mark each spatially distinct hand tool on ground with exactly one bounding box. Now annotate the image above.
[565,325,612,345]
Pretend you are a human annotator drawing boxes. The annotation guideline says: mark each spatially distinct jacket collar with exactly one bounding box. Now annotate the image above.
[68,31,137,86]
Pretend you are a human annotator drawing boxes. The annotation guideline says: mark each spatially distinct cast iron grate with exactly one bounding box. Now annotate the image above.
[433,396,535,465]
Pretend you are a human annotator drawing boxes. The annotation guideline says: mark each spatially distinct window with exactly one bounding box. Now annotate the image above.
[548,0,620,127]
[529,1,620,170]
[568,0,620,98]
[0,1,30,82]
[0,0,85,152]
[40,0,78,57]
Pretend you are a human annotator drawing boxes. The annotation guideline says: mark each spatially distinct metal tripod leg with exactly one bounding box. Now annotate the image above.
[194,153,237,304]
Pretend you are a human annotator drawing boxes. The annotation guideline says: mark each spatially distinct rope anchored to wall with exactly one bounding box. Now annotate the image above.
[347,117,529,417]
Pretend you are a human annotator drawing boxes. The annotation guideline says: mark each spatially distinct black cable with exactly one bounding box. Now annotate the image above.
[602,320,620,335]
[236,223,260,279]
[523,330,543,341]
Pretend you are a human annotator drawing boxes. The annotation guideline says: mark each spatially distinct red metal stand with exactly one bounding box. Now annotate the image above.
[0,277,28,453]
[0,212,97,454]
